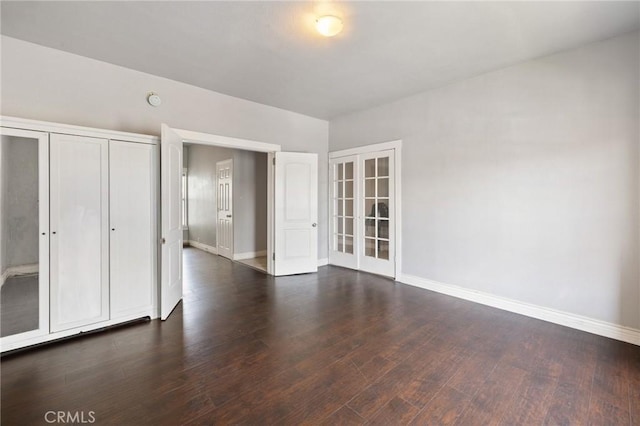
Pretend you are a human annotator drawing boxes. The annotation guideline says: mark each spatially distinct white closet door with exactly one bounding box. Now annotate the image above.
[109,140,156,319]
[50,134,109,332]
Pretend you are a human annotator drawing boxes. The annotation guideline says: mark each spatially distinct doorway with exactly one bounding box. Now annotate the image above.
[329,141,402,279]
[160,125,319,320]
[182,144,268,272]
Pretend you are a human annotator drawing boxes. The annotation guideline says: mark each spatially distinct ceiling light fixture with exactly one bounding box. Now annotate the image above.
[315,15,343,37]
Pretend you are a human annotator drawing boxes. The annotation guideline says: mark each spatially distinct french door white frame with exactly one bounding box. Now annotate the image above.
[328,140,402,279]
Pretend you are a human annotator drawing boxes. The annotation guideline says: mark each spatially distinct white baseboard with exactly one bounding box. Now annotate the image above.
[399,273,640,347]
[234,250,267,261]
[318,258,329,267]
[186,240,218,255]
[0,264,39,287]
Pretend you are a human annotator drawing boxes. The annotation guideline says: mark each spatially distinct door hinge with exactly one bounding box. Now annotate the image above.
[272,253,275,261]
[272,157,276,166]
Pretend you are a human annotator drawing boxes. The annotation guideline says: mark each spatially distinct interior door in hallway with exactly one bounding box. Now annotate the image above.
[216,159,233,259]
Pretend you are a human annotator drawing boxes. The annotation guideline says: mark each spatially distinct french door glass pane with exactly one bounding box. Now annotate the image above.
[365,220,376,238]
[361,154,392,263]
[345,236,354,254]
[364,238,376,257]
[365,159,376,177]
[365,199,377,218]
[365,179,375,197]
[379,220,389,239]
[345,218,354,235]
[345,180,354,198]
[378,198,389,218]
[378,178,389,197]
[332,160,355,255]
[378,241,390,260]
[345,162,353,179]
[377,157,389,177]
[345,200,353,216]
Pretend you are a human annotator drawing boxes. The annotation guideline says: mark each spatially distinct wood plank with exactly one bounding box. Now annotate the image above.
[2,248,638,426]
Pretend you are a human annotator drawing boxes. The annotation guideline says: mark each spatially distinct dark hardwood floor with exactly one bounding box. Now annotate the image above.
[2,247,639,425]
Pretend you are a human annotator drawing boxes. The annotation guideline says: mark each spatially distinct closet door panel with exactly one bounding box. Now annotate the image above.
[109,140,156,318]
[50,134,109,332]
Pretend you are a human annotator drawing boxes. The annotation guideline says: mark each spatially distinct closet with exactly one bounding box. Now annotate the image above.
[1,117,158,352]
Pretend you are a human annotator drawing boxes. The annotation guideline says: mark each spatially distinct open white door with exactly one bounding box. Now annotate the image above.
[160,124,183,320]
[273,152,318,276]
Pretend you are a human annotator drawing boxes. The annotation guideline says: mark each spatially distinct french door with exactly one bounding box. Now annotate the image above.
[329,149,395,277]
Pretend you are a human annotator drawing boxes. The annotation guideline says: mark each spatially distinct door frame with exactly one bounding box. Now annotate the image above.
[163,127,280,276]
[328,140,402,279]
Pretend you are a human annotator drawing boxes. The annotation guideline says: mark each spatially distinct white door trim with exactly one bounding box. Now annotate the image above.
[171,128,280,153]
[164,126,281,276]
[329,140,402,279]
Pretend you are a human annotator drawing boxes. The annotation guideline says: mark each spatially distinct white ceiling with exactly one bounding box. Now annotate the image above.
[1,1,638,119]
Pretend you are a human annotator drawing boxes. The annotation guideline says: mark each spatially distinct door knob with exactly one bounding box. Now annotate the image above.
[312,223,317,227]
[227,215,232,218]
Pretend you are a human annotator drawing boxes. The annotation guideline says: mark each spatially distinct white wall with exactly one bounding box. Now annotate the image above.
[186,144,233,248]
[0,36,329,259]
[330,32,640,329]
[186,145,267,256]
[232,150,268,255]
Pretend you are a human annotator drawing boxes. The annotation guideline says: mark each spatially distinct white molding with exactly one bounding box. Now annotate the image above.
[399,273,640,346]
[318,258,329,267]
[233,250,267,261]
[171,127,281,153]
[329,139,402,159]
[187,240,218,255]
[0,264,39,287]
[1,115,158,145]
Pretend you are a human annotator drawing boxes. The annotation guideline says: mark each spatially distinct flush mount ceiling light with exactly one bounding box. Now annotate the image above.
[315,15,343,37]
